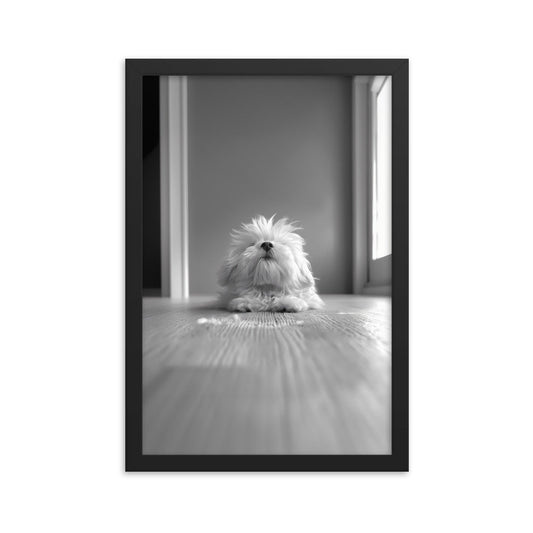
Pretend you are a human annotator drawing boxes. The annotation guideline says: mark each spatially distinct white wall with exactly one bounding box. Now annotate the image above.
[2,2,533,533]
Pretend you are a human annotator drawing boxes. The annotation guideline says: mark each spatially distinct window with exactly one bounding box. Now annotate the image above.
[372,76,392,260]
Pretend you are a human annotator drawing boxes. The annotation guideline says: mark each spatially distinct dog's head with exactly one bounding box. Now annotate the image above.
[218,215,315,291]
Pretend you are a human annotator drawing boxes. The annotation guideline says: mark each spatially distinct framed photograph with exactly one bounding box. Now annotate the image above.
[126,59,408,471]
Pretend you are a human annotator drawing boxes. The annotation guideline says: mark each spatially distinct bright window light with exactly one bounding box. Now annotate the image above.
[372,77,392,260]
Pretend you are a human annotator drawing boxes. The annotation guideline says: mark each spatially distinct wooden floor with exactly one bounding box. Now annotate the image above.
[143,295,391,455]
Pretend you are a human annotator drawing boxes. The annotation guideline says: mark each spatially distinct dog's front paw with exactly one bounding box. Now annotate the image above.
[228,297,261,312]
[228,298,251,312]
[272,296,308,313]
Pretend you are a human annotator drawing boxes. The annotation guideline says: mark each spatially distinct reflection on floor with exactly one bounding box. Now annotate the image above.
[143,294,391,455]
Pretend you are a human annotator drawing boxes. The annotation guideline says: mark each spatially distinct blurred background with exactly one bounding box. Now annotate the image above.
[143,75,391,298]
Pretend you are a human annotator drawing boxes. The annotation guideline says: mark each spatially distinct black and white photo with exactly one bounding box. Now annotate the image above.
[126,59,408,471]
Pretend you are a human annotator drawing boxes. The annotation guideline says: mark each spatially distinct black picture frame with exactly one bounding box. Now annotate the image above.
[126,59,409,472]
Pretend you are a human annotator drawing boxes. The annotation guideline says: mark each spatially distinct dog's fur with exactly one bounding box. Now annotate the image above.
[218,216,324,312]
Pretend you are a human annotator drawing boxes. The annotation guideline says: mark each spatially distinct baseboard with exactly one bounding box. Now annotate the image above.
[362,284,391,296]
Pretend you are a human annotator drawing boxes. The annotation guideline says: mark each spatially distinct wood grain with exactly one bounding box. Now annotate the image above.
[143,295,391,455]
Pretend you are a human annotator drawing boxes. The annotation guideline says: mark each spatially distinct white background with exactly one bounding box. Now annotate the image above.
[1,2,532,532]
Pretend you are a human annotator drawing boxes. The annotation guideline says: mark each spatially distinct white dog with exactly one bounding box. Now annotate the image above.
[218,215,324,312]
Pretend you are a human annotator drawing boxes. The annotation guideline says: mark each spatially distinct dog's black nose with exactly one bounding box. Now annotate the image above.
[261,241,273,251]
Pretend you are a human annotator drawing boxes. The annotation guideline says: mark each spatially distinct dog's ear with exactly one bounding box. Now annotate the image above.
[217,255,238,287]
[295,254,315,289]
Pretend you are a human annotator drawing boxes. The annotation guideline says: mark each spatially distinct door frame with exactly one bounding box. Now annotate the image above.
[159,76,189,299]
[353,75,392,295]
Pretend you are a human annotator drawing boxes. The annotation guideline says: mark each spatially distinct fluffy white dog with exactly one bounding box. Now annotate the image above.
[218,215,324,312]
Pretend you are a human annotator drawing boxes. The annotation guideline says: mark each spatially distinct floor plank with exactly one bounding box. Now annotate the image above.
[143,295,391,455]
